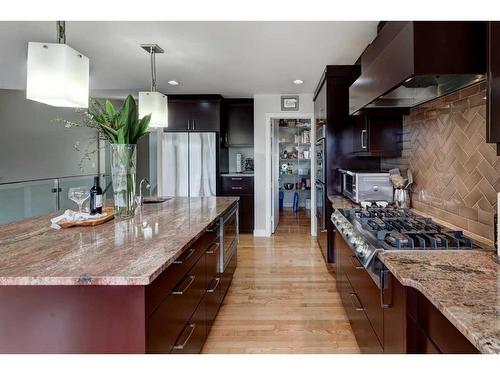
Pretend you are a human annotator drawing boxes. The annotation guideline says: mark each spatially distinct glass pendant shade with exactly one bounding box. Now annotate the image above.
[26,42,90,108]
[139,91,168,128]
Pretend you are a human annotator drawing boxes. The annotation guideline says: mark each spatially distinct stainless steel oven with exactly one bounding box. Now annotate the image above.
[315,180,329,262]
[315,138,325,184]
[219,202,238,273]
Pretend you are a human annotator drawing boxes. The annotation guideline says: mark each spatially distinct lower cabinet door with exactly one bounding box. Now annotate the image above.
[171,301,207,354]
[238,195,254,233]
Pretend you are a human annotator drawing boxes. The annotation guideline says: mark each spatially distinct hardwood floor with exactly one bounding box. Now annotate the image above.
[202,209,359,353]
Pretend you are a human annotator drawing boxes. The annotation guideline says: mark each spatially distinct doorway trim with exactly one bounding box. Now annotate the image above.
[262,112,315,237]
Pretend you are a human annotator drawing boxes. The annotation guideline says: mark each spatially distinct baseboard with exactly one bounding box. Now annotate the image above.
[253,229,269,237]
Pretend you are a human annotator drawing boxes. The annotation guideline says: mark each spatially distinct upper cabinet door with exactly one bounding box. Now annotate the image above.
[190,99,221,132]
[225,99,254,146]
[352,114,368,153]
[168,100,193,131]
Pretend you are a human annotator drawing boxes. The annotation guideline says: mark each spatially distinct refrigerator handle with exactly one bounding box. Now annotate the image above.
[193,119,196,130]
[187,120,191,130]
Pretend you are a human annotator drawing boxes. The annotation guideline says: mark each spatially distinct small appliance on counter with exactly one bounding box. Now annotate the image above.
[339,169,393,204]
[236,153,242,173]
[244,157,254,172]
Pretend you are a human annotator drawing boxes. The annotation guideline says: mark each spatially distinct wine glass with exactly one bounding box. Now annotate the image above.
[68,186,90,213]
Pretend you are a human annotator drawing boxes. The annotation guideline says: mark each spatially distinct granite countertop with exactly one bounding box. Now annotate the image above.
[328,195,357,210]
[378,251,500,354]
[0,197,238,286]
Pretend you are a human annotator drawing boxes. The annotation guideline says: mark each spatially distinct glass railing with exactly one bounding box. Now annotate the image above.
[0,174,112,225]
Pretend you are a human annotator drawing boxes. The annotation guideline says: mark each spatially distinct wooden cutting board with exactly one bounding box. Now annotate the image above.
[58,207,114,228]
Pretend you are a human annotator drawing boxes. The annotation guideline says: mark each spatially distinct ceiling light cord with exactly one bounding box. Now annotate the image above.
[56,21,66,44]
[149,47,157,92]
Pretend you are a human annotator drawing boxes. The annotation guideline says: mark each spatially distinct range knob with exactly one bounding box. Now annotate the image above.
[356,243,369,257]
[349,235,362,246]
[343,227,353,236]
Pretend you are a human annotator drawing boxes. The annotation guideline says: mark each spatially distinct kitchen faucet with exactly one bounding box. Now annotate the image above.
[138,178,151,206]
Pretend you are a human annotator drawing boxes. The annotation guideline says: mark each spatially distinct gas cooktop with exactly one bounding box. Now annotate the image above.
[352,207,478,251]
[331,206,482,269]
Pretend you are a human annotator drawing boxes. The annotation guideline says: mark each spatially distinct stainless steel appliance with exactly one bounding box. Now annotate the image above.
[340,169,393,204]
[161,132,217,197]
[219,202,239,273]
[218,202,238,298]
[315,138,325,184]
[331,206,482,287]
[315,124,331,262]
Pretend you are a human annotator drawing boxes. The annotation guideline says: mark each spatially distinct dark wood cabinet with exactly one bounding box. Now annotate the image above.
[382,272,407,353]
[351,109,405,157]
[222,99,254,146]
[168,95,222,131]
[220,175,254,233]
[487,22,500,149]
[146,216,230,354]
[335,232,383,353]
[335,232,478,354]
[168,100,193,130]
[406,288,479,354]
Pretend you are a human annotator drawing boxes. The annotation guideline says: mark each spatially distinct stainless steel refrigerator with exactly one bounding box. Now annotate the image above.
[160,132,217,197]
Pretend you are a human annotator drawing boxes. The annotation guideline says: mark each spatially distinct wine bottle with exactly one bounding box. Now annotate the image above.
[89,176,103,215]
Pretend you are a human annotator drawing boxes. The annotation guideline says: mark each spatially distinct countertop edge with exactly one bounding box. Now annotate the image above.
[378,252,497,354]
[0,198,239,287]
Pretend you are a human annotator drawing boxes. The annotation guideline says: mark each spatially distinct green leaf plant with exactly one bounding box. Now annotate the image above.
[88,95,151,144]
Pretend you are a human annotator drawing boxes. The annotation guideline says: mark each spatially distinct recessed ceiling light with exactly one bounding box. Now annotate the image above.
[293,79,303,85]
[168,80,179,86]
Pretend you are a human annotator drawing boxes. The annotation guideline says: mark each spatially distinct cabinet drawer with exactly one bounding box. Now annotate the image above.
[206,242,220,283]
[344,255,384,344]
[345,290,383,354]
[221,176,254,195]
[146,226,217,317]
[171,300,207,354]
[147,255,206,354]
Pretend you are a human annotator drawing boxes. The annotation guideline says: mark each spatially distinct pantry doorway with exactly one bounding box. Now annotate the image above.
[269,114,315,236]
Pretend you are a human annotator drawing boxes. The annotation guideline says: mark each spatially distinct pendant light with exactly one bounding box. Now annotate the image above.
[26,21,89,108]
[139,44,168,128]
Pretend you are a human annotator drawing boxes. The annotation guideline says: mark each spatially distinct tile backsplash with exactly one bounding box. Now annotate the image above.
[382,82,499,241]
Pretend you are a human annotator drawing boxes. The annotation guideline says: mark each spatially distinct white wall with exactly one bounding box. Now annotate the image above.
[253,93,314,236]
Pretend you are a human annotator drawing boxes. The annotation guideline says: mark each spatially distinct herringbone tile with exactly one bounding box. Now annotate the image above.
[382,83,497,241]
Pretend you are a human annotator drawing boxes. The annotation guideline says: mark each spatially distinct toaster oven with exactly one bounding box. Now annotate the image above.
[340,169,393,203]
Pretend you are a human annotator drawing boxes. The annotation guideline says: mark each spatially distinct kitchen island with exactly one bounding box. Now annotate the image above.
[0,197,239,353]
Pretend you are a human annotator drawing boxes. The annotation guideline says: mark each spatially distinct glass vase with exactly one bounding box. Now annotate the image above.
[110,144,137,219]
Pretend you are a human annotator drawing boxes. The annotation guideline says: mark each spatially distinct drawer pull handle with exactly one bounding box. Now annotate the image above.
[231,186,243,190]
[173,323,196,350]
[173,248,195,265]
[231,177,243,181]
[206,242,220,254]
[349,293,364,311]
[172,275,195,295]
[350,255,364,270]
[206,223,220,233]
[207,277,220,293]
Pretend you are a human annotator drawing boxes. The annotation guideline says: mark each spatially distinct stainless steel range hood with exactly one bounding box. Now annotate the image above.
[349,22,487,114]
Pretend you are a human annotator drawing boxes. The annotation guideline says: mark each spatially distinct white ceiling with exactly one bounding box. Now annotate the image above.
[0,21,377,97]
